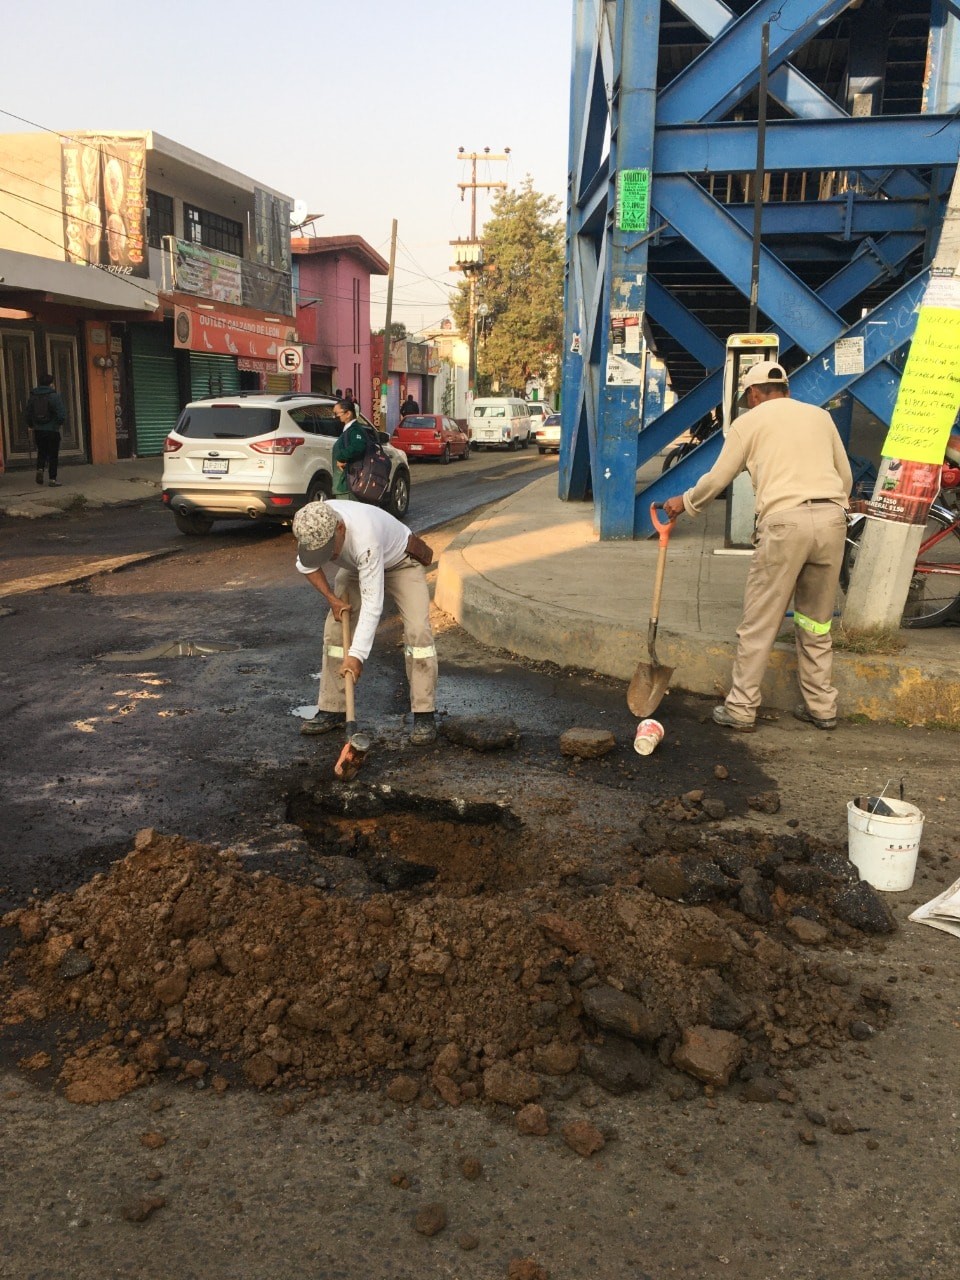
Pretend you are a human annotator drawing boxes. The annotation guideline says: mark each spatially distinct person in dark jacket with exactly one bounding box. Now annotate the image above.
[25,373,67,486]
[400,394,419,417]
[331,399,371,498]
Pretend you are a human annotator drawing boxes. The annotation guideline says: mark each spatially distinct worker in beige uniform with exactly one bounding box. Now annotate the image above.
[663,361,852,732]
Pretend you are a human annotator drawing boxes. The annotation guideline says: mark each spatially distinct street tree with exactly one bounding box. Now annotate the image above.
[452,180,563,396]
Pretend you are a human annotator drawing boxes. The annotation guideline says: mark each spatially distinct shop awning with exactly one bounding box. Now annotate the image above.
[0,248,159,313]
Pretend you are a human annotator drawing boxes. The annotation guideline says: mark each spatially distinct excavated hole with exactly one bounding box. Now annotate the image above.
[286,783,524,896]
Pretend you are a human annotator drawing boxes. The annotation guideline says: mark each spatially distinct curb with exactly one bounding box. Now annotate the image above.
[436,538,960,728]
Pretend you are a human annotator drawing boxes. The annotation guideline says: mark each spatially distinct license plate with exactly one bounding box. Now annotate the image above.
[203,459,229,474]
[410,444,423,451]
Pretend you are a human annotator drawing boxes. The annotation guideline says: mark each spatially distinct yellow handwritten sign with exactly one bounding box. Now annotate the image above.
[882,305,960,463]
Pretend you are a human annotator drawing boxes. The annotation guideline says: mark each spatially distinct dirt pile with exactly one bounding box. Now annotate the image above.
[1,810,894,1105]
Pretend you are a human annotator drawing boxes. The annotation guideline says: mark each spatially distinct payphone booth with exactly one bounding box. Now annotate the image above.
[722,333,779,548]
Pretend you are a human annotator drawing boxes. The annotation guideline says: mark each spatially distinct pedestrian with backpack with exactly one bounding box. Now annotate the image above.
[25,373,67,486]
[331,399,391,504]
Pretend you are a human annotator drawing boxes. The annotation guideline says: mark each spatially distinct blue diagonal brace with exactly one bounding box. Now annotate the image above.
[645,276,726,371]
[658,0,853,127]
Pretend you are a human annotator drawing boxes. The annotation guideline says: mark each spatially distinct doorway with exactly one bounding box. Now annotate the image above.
[0,329,38,464]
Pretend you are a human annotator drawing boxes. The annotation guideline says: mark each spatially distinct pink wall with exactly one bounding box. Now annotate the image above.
[295,249,376,409]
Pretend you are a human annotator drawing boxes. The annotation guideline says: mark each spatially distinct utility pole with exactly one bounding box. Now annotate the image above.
[450,148,509,397]
[380,218,397,432]
[844,162,960,629]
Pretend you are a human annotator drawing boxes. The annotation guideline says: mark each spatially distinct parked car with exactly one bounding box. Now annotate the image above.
[469,397,532,451]
[526,402,553,432]
[532,412,562,454]
[391,413,470,463]
[161,392,411,535]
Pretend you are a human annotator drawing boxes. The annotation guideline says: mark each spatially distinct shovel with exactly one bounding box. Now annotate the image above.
[627,503,676,718]
[334,607,371,780]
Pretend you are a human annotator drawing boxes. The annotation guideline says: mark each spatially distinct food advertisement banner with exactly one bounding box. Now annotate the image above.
[174,305,295,361]
[174,240,243,306]
[62,134,147,277]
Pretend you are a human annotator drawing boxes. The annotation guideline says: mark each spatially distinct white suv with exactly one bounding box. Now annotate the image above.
[161,393,411,535]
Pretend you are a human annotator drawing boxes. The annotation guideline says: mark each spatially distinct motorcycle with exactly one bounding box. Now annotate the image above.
[660,409,721,474]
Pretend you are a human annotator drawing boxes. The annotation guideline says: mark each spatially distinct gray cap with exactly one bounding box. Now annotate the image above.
[740,360,788,396]
[293,500,339,569]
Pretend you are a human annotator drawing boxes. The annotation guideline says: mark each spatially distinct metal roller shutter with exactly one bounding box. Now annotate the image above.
[265,373,296,394]
[130,325,180,457]
[189,353,241,400]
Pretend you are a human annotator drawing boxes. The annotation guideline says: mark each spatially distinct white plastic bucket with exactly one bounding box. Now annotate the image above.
[846,798,924,891]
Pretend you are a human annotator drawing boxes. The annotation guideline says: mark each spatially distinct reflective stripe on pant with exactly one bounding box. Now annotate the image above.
[318,556,437,713]
[726,503,846,722]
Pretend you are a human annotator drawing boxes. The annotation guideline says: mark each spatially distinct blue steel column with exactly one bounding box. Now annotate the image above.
[594,0,661,538]
[561,0,663,537]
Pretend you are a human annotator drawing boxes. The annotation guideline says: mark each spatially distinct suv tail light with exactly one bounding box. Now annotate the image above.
[163,436,182,454]
[250,436,306,455]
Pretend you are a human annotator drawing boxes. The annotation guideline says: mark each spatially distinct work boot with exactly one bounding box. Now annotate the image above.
[711,705,756,733]
[300,711,344,736]
[36,469,44,485]
[409,712,437,745]
[793,704,837,731]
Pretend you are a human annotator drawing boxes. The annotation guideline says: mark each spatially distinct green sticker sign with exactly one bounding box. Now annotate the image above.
[617,168,650,233]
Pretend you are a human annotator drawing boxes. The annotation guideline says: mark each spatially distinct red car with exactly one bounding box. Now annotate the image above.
[391,414,471,464]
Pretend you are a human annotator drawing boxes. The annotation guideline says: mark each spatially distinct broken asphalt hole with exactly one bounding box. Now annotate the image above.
[286,783,522,895]
[102,640,241,662]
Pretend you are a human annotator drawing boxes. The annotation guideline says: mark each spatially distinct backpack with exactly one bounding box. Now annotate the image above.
[28,391,53,427]
[346,427,392,504]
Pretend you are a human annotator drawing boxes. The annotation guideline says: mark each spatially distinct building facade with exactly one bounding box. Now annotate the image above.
[291,235,388,415]
[0,130,296,464]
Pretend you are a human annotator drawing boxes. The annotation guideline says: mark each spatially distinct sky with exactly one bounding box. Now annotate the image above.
[0,0,573,336]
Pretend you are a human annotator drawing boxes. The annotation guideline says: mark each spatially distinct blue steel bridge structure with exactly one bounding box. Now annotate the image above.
[560,0,960,538]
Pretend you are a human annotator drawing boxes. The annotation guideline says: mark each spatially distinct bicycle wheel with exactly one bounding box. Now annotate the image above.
[842,511,960,628]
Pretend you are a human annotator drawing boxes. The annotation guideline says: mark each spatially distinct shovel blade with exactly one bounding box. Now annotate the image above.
[626,662,674,718]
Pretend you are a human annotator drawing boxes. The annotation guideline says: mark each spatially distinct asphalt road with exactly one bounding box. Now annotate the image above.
[0,448,556,589]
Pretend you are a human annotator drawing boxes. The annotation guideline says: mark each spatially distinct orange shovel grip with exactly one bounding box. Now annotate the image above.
[650,502,676,545]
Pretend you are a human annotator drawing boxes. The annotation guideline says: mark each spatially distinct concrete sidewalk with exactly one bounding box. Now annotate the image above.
[436,474,960,728]
[0,458,163,519]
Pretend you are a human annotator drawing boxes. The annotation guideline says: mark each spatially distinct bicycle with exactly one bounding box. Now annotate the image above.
[841,464,960,628]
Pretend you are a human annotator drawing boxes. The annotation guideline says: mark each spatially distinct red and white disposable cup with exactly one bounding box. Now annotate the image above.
[633,718,665,756]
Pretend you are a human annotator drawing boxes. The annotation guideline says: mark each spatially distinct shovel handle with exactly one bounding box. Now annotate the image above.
[650,502,676,545]
[341,606,356,729]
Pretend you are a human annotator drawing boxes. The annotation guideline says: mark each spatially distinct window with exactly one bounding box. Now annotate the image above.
[146,190,174,250]
[184,203,243,257]
[289,405,339,437]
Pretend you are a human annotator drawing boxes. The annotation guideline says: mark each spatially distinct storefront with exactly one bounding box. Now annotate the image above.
[0,247,159,469]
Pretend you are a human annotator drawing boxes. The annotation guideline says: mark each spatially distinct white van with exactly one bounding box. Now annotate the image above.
[469,398,532,451]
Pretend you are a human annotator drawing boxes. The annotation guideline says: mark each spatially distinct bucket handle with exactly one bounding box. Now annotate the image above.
[867,776,906,813]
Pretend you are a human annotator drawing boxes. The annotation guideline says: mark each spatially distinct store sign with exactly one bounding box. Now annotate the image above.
[174,240,243,306]
[174,305,295,361]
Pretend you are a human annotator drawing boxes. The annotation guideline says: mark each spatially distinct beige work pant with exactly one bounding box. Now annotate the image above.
[725,502,846,723]
[319,556,437,713]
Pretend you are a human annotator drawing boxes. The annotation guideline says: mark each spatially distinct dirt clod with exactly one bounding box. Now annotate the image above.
[413,1202,447,1236]
[561,1120,605,1157]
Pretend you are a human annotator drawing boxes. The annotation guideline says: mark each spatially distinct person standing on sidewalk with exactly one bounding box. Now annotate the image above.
[292,498,438,744]
[663,362,852,732]
[25,373,66,487]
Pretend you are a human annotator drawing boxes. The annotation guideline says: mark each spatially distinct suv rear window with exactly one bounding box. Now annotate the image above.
[175,406,282,439]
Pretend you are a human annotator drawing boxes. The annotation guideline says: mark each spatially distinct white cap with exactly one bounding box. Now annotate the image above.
[292,501,339,569]
[740,360,788,396]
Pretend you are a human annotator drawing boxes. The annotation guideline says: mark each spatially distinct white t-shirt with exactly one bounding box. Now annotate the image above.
[296,500,411,661]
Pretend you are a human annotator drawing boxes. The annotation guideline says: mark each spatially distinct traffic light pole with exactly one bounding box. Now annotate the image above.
[451,149,508,396]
